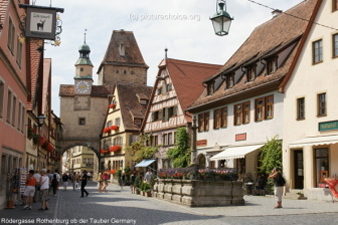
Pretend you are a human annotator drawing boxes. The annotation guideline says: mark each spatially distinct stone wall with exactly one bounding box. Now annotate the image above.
[153,179,244,207]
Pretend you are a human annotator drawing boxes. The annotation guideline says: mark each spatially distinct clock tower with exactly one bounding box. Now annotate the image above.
[74,35,93,95]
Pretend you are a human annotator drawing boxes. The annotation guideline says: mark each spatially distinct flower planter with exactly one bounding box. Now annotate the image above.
[103,127,111,133]
[109,145,121,152]
[154,179,244,207]
[110,125,119,131]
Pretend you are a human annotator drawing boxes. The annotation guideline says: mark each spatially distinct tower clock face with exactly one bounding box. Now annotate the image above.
[75,80,91,94]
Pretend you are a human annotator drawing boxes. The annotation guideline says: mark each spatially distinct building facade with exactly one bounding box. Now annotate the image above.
[188,0,318,181]
[142,57,221,169]
[100,83,152,172]
[0,0,30,209]
[281,0,338,200]
[98,30,152,174]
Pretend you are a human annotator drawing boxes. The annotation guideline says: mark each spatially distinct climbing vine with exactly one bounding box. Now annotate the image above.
[167,127,191,168]
[258,136,283,175]
[125,134,158,162]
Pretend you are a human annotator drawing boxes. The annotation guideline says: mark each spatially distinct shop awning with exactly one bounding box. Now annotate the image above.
[289,135,338,148]
[135,159,156,167]
[210,144,263,160]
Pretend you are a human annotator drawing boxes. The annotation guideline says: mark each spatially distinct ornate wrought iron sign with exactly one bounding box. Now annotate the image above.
[19,4,64,44]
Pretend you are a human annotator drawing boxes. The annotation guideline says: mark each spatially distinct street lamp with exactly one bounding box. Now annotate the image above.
[210,0,233,36]
[37,114,46,127]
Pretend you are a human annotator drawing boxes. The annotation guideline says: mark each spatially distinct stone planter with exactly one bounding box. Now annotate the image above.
[154,179,244,207]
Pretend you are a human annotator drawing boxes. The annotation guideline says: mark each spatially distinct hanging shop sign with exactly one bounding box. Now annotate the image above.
[19,4,64,40]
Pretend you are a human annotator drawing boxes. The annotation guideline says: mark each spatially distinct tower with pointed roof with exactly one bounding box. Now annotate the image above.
[74,32,93,95]
[59,33,110,178]
[97,29,148,91]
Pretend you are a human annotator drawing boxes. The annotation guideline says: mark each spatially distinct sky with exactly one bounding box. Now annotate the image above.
[35,0,304,116]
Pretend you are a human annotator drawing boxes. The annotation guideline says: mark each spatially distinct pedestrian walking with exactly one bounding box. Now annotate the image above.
[47,170,53,194]
[23,170,36,210]
[97,171,103,192]
[130,172,136,194]
[102,171,109,192]
[80,170,89,197]
[269,167,286,208]
[120,173,126,190]
[75,172,80,188]
[32,171,41,202]
[70,172,77,191]
[62,172,69,190]
[38,169,50,210]
[144,170,153,184]
[51,169,60,196]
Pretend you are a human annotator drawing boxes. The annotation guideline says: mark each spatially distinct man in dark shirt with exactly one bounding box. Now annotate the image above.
[80,170,89,197]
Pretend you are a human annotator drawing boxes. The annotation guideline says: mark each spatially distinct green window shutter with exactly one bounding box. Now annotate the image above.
[151,112,155,122]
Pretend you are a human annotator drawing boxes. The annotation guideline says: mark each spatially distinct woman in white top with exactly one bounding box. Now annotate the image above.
[39,169,50,210]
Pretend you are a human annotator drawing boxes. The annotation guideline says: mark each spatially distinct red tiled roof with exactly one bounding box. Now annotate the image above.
[116,83,152,130]
[189,0,319,111]
[59,84,110,97]
[166,58,222,121]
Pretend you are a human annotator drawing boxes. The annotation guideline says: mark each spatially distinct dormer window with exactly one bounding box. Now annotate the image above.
[266,57,277,75]
[246,66,256,81]
[136,93,149,105]
[134,118,142,126]
[226,74,234,89]
[207,81,214,95]
[119,42,125,56]
[140,99,147,105]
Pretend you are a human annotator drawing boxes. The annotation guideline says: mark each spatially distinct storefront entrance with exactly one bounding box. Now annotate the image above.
[293,150,304,189]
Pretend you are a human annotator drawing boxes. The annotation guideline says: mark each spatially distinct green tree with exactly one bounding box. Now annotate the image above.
[167,127,191,168]
[258,137,283,175]
[125,134,158,162]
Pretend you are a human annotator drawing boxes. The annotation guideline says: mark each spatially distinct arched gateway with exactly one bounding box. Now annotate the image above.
[59,37,110,179]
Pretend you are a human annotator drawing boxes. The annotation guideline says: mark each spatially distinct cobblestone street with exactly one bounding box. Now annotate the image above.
[1,182,338,225]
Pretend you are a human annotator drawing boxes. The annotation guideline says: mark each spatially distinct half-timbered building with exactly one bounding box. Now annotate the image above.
[142,57,221,169]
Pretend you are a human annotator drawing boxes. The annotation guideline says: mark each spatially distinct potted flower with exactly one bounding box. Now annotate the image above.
[109,145,122,152]
[109,103,116,109]
[100,149,108,154]
[103,127,111,133]
[135,175,142,195]
[140,182,152,197]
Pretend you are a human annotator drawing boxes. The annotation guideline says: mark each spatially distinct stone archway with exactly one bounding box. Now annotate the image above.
[58,140,102,180]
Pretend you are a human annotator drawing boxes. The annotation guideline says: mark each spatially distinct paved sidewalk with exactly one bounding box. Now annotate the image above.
[0,181,337,225]
[100,182,338,217]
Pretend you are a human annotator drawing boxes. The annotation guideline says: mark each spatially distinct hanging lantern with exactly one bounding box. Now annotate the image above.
[210,0,233,36]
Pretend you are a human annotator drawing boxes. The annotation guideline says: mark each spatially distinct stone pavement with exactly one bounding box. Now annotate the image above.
[0,181,337,225]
